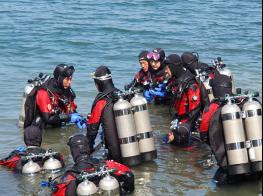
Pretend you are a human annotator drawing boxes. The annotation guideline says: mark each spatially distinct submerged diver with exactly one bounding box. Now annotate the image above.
[50,134,135,196]
[86,66,121,162]
[23,64,86,129]
[124,50,152,92]
[0,125,64,173]
[162,54,201,146]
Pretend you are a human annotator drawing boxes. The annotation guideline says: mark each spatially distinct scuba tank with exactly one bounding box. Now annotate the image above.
[18,83,35,128]
[202,79,214,102]
[18,73,50,128]
[76,180,98,196]
[76,166,117,196]
[113,95,141,166]
[22,149,61,174]
[22,159,41,174]
[99,175,120,195]
[221,96,250,175]
[212,57,236,94]
[43,157,62,173]
[130,94,157,162]
[242,95,262,173]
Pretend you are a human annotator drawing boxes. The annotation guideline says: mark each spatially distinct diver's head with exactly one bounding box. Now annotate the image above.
[181,52,199,73]
[138,50,150,72]
[92,65,114,92]
[53,64,75,89]
[67,134,91,162]
[147,48,165,71]
[165,54,185,79]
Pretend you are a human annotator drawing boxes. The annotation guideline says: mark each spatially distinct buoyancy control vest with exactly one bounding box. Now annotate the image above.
[23,75,76,129]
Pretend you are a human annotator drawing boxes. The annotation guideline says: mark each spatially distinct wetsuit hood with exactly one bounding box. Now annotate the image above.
[181,52,199,74]
[53,64,75,89]
[68,134,91,163]
[165,54,186,79]
[93,66,115,93]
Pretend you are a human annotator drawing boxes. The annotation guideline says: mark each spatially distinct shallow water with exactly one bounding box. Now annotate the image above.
[0,0,262,195]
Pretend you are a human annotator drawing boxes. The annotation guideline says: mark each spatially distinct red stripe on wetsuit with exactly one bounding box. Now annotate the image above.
[88,99,107,124]
[199,102,220,134]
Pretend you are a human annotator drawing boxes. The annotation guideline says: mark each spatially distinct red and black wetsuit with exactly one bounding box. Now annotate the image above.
[199,101,221,142]
[36,78,77,128]
[150,65,166,86]
[172,72,201,124]
[134,69,152,88]
[125,69,152,91]
[52,159,134,196]
[87,88,121,162]
[0,147,64,172]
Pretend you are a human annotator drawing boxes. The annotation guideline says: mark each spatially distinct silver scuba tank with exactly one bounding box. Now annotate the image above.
[43,157,62,173]
[22,160,41,174]
[242,98,262,172]
[130,94,157,162]
[113,97,141,166]
[221,99,250,175]
[202,78,214,102]
[99,175,120,195]
[18,83,35,128]
[76,180,98,196]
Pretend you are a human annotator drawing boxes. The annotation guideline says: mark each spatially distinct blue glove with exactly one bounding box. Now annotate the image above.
[70,113,82,124]
[143,90,154,102]
[156,83,167,91]
[149,89,166,97]
[77,119,87,129]
[16,146,27,152]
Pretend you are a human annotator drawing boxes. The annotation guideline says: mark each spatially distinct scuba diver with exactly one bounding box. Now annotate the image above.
[124,50,152,92]
[198,68,262,185]
[50,134,135,196]
[0,125,64,173]
[86,66,121,162]
[181,52,210,77]
[162,54,201,146]
[143,48,168,103]
[23,64,86,129]
[198,68,234,143]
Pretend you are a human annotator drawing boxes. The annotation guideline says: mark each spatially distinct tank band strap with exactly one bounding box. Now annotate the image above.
[245,109,262,118]
[226,141,245,151]
[114,108,132,117]
[206,89,213,94]
[221,112,241,121]
[250,139,262,148]
[133,104,147,113]
[137,131,153,140]
[119,135,137,145]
